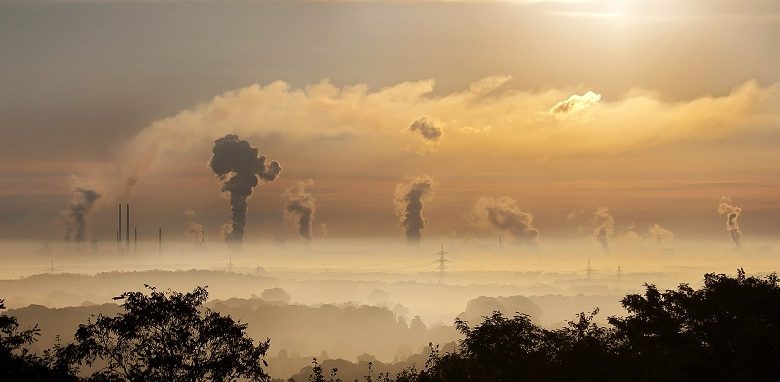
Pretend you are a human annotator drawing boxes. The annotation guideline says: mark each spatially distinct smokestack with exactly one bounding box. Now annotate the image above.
[134,227,137,253]
[118,204,122,250]
[126,204,130,252]
[158,227,162,254]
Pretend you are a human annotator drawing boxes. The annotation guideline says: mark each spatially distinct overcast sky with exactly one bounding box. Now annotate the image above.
[1,0,779,243]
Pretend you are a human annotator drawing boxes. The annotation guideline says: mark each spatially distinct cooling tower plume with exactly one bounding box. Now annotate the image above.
[646,224,674,245]
[408,116,442,141]
[717,198,742,247]
[283,180,317,241]
[394,176,434,244]
[591,207,615,253]
[186,222,205,244]
[476,196,539,245]
[209,134,282,243]
[61,188,101,243]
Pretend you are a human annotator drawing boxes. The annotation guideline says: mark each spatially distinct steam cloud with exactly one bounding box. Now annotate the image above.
[283,180,317,241]
[717,198,742,247]
[476,196,539,245]
[394,176,434,244]
[591,207,615,252]
[646,224,674,245]
[186,222,205,244]
[408,116,442,141]
[61,188,101,243]
[550,91,601,116]
[209,134,282,243]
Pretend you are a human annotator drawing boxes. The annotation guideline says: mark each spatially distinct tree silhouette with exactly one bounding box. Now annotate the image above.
[58,286,271,382]
[1,299,75,381]
[609,269,780,381]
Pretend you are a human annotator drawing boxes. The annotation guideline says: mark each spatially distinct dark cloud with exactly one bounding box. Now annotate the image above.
[61,188,101,243]
[476,196,539,245]
[209,134,282,244]
[283,180,316,241]
[408,116,442,141]
[394,176,434,244]
[718,198,742,247]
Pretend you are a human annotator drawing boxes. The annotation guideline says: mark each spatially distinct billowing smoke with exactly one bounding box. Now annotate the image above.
[591,207,615,252]
[646,224,674,245]
[283,180,316,241]
[717,198,742,247]
[186,222,205,244]
[408,116,442,141]
[476,196,539,245]
[209,134,282,243]
[61,188,101,243]
[550,91,601,117]
[394,176,434,244]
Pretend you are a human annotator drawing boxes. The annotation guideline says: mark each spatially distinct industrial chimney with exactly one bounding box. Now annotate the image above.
[125,204,130,252]
[117,204,122,251]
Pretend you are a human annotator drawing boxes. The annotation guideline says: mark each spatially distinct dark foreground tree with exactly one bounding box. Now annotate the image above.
[609,269,780,381]
[1,299,75,381]
[58,285,271,382]
[296,270,780,382]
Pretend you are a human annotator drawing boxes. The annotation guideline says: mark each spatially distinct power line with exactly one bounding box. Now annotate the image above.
[433,243,451,284]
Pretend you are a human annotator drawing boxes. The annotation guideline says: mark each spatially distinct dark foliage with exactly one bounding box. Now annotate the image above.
[5,270,780,382]
[57,285,271,382]
[298,270,780,382]
[0,299,76,381]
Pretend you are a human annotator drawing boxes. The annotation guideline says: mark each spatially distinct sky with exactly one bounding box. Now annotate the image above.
[1,0,779,244]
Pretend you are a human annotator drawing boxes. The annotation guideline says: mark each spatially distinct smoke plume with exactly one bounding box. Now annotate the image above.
[408,116,442,141]
[591,208,615,252]
[717,198,742,247]
[646,224,674,245]
[283,180,317,241]
[186,222,205,244]
[394,176,434,244]
[209,134,282,243]
[476,196,539,245]
[61,188,101,243]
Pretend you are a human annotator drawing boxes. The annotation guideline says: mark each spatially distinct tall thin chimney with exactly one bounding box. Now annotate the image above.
[125,204,130,252]
[118,204,122,247]
[158,227,162,254]
[134,227,137,253]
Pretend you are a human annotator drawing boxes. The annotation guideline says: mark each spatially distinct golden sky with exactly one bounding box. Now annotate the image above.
[1,0,778,243]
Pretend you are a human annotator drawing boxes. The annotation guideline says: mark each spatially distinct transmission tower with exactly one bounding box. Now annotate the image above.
[434,243,451,284]
[584,258,595,279]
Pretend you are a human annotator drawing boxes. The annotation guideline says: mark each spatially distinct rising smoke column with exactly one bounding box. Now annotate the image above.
[476,196,539,245]
[646,224,674,245]
[186,222,205,244]
[61,188,101,243]
[394,176,434,244]
[283,180,316,241]
[591,207,615,253]
[718,198,742,247]
[209,134,282,243]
